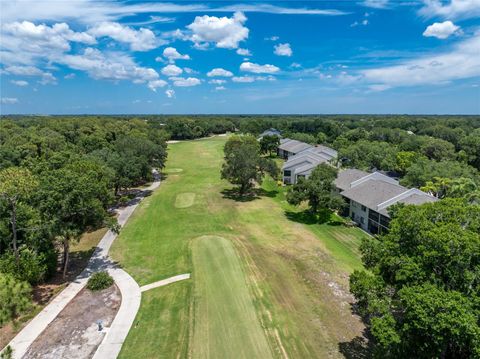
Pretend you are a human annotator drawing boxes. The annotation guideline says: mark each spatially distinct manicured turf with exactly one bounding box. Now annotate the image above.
[192,236,273,359]
[111,136,369,359]
[175,192,196,208]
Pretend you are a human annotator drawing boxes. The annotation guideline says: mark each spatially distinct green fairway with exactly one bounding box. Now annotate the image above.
[175,192,196,208]
[112,136,368,359]
[192,235,273,359]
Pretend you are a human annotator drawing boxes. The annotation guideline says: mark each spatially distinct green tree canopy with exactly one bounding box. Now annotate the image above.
[221,135,278,195]
[259,135,280,156]
[350,199,480,358]
[286,164,344,214]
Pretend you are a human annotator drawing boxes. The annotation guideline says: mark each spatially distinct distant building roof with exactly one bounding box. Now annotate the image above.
[293,146,337,162]
[258,128,282,138]
[314,145,338,159]
[278,138,313,154]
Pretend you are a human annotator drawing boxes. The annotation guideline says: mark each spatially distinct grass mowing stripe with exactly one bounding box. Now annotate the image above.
[191,236,273,359]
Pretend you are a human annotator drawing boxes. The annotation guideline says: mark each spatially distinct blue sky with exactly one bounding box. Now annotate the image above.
[0,0,479,114]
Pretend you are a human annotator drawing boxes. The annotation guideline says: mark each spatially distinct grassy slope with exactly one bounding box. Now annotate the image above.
[111,136,368,359]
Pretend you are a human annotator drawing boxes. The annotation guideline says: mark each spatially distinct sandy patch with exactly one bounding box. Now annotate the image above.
[167,168,183,173]
[175,193,196,208]
[23,285,121,359]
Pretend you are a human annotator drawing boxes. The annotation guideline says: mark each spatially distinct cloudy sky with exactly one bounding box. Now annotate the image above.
[0,0,479,114]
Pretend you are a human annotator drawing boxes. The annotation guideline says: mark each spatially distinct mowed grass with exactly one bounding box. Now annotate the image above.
[111,137,239,358]
[112,136,369,359]
[192,236,273,359]
[175,192,196,208]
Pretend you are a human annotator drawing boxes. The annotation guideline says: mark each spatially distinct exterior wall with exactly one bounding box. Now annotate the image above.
[283,169,292,184]
[349,200,369,231]
[278,148,292,159]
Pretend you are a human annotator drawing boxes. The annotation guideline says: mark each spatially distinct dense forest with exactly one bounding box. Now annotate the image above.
[0,117,168,327]
[1,114,479,356]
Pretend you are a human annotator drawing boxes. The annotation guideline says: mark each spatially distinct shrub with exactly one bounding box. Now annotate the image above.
[0,248,48,284]
[0,273,31,326]
[87,271,114,291]
[0,346,13,359]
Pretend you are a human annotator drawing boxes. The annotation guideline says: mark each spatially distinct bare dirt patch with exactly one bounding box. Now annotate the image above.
[23,284,121,359]
[0,228,107,350]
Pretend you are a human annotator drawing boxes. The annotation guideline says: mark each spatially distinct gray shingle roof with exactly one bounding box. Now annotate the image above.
[294,147,335,161]
[334,169,369,191]
[341,180,407,214]
[397,192,438,206]
[278,139,313,154]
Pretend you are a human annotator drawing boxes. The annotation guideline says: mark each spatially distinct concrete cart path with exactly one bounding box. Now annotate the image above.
[140,273,191,292]
[92,267,141,359]
[3,174,161,359]
[93,273,191,359]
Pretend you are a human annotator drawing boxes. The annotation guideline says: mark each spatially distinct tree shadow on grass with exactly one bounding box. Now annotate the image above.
[285,208,342,225]
[338,332,373,359]
[221,187,279,202]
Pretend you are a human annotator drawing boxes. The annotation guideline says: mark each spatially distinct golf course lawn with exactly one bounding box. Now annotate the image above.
[111,136,369,359]
[192,235,273,359]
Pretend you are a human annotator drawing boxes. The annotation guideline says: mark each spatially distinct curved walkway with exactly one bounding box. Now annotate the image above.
[93,272,191,358]
[3,175,161,359]
[92,267,141,359]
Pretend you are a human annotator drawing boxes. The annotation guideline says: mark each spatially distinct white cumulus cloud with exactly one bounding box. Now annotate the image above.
[10,80,29,86]
[88,21,159,51]
[423,21,461,39]
[207,68,233,77]
[209,79,226,84]
[162,47,190,62]
[361,33,480,87]
[232,76,255,82]
[419,0,480,20]
[39,72,57,85]
[1,97,19,104]
[1,21,96,65]
[161,64,183,76]
[215,86,226,91]
[4,66,43,76]
[172,77,201,87]
[148,79,168,91]
[59,47,159,85]
[236,48,251,56]
[274,43,292,56]
[362,0,389,9]
[186,11,249,49]
[240,62,280,74]
[165,89,175,98]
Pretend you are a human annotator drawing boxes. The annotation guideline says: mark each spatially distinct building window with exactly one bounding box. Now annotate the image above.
[360,217,365,224]
[361,205,367,212]
[284,170,291,176]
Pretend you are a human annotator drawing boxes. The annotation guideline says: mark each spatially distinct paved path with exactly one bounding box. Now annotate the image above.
[140,273,191,292]
[3,173,160,359]
[93,273,191,358]
[92,267,141,359]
